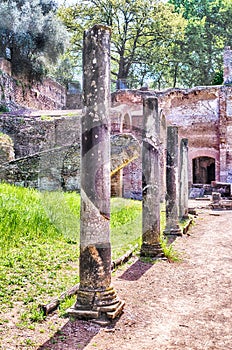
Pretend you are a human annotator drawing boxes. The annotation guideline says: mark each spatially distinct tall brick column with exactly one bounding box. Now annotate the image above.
[164,126,182,236]
[140,97,164,258]
[179,138,189,219]
[67,25,124,324]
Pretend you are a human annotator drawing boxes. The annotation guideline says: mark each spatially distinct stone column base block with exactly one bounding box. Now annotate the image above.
[67,286,125,324]
[163,227,182,236]
[140,242,165,259]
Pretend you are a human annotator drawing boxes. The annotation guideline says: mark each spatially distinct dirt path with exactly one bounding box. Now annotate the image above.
[2,203,232,349]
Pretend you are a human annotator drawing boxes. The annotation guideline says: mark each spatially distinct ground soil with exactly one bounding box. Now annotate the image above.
[1,200,232,349]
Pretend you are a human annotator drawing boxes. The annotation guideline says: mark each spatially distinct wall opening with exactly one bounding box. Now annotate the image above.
[111,170,122,197]
[192,156,215,184]
[122,113,131,132]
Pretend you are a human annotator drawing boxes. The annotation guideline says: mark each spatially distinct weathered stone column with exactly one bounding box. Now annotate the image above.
[160,111,167,203]
[164,126,182,236]
[67,25,124,324]
[179,138,189,219]
[140,97,164,258]
[223,46,232,85]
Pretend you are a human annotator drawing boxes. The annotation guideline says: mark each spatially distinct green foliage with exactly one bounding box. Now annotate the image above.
[0,184,142,325]
[48,54,77,88]
[40,115,53,120]
[168,0,232,86]
[110,198,142,259]
[0,183,186,327]
[159,234,181,262]
[0,104,9,113]
[57,0,232,88]
[0,184,80,324]
[0,0,68,81]
[58,295,76,317]
[58,0,186,88]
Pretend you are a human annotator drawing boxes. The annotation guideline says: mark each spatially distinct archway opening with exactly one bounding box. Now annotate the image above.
[192,156,215,184]
[122,113,131,132]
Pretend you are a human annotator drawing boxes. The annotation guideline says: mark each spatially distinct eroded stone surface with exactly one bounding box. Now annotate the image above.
[164,126,182,236]
[70,25,124,322]
[141,97,163,257]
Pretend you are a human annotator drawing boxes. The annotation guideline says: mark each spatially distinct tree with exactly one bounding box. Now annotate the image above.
[169,0,232,86]
[0,0,68,81]
[58,0,186,89]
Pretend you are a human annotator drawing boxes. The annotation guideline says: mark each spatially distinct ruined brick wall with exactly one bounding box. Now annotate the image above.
[122,158,142,199]
[0,58,66,110]
[111,86,232,192]
[0,58,11,76]
[157,87,221,183]
[0,114,141,193]
[111,102,142,199]
[0,114,81,158]
[66,93,83,109]
[0,133,15,163]
[0,144,81,191]
[0,114,81,191]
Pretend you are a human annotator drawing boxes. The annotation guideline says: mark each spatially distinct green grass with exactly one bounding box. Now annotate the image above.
[0,183,142,325]
[110,197,142,260]
[0,183,184,326]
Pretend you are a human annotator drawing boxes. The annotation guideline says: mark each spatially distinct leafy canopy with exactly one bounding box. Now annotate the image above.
[58,0,186,88]
[169,0,232,86]
[0,0,68,81]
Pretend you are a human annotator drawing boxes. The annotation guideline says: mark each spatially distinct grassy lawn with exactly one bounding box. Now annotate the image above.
[0,183,142,325]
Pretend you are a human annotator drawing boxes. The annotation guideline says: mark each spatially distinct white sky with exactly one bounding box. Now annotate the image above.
[56,0,77,5]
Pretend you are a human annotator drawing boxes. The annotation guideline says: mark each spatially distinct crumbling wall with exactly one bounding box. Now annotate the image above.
[0,114,81,158]
[111,87,231,189]
[0,133,15,163]
[0,144,81,191]
[157,87,221,182]
[0,58,11,76]
[0,58,66,110]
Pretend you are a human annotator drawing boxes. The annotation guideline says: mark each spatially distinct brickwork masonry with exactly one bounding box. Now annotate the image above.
[0,58,66,110]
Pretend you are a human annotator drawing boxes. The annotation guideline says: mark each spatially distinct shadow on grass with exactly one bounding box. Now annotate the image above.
[118,259,153,281]
[37,319,100,350]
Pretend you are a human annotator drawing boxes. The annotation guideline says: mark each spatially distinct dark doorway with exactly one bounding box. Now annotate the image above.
[193,157,215,184]
[122,114,131,132]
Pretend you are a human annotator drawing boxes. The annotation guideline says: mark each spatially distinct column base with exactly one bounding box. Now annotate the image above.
[67,286,125,325]
[140,242,166,259]
[163,227,182,236]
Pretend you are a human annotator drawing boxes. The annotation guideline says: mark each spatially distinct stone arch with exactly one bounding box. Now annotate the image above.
[189,148,220,184]
[120,112,132,133]
[110,133,141,197]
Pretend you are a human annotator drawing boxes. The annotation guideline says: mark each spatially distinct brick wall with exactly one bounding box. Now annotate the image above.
[0,58,66,110]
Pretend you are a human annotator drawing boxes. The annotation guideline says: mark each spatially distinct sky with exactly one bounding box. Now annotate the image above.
[56,0,77,5]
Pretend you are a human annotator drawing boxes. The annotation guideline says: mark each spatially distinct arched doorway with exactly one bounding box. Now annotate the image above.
[121,113,132,132]
[192,156,215,184]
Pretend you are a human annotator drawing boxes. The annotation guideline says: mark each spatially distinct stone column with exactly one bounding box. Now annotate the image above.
[67,25,124,324]
[179,138,189,219]
[164,126,182,236]
[140,97,164,258]
[160,111,167,203]
[223,46,232,85]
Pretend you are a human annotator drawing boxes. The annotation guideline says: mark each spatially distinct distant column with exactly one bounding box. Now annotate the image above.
[67,25,124,324]
[140,97,164,258]
[164,126,182,236]
[223,46,232,85]
[160,111,167,203]
[179,138,189,219]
